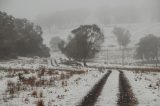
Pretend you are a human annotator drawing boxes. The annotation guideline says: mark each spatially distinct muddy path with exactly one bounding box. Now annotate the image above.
[78,70,112,106]
[117,70,138,106]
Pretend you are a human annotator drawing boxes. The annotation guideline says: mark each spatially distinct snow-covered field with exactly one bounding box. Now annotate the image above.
[125,70,160,106]
[0,62,106,106]
[0,58,160,106]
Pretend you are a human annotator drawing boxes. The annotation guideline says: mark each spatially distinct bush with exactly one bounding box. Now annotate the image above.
[0,11,50,59]
[31,90,37,98]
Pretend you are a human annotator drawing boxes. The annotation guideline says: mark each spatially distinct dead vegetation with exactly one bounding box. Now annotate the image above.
[36,99,45,106]
[2,67,87,105]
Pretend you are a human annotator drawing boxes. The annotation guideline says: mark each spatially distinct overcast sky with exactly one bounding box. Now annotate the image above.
[1,0,159,45]
[0,0,154,21]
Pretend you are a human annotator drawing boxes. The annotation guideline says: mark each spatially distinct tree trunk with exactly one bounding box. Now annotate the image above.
[83,58,87,67]
[107,49,109,64]
[50,59,54,66]
[122,47,125,66]
[156,53,158,67]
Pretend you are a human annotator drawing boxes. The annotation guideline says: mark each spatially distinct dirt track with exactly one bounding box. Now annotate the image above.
[78,70,112,106]
[117,70,138,106]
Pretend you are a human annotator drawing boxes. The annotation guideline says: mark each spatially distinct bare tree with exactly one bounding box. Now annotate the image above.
[112,27,131,65]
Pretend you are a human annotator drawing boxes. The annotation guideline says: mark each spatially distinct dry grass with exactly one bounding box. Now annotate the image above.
[36,99,45,106]
[7,81,16,95]
[31,90,37,98]
[39,91,43,98]
[23,76,37,86]
[37,67,46,78]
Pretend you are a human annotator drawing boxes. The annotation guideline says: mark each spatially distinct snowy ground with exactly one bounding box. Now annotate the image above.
[125,70,160,106]
[0,64,105,106]
[0,57,160,106]
[0,60,160,106]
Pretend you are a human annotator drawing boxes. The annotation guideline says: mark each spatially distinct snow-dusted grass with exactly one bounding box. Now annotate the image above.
[1,56,160,106]
[125,70,160,106]
[0,66,105,106]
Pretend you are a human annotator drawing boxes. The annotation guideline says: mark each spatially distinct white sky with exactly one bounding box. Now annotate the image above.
[0,0,151,21]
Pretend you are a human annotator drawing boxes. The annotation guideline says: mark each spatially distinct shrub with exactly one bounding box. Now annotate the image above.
[31,90,37,98]
[36,100,44,106]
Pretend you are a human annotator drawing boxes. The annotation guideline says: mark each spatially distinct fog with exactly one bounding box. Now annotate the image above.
[1,0,160,28]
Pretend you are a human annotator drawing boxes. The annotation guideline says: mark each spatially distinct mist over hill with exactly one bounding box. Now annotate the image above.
[35,1,160,30]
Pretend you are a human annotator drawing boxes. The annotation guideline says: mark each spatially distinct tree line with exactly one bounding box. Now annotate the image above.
[50,25,160,66]
[2,10,159,65]
[0,11,50,59]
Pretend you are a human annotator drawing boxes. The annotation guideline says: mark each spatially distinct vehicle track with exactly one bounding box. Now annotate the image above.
[78,70,112,106]
[117,70,138,106]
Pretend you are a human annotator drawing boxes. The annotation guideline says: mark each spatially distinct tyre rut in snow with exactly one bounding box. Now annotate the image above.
[78,70,112,106]
[118,70,138,106]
